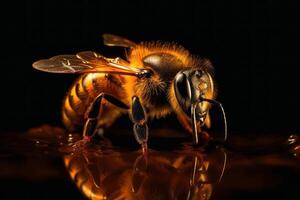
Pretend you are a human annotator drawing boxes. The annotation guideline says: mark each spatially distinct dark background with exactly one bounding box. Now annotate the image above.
[1,1,300,200]
[1,0,299,134]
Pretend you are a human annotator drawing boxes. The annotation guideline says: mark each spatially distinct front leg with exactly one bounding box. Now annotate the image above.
[131,96,149,154]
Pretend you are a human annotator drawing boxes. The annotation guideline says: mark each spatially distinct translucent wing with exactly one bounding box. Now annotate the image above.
[102,34,136,48]
[33,51,143,76]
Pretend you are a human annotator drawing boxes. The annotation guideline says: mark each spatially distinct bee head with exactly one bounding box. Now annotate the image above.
[174,68,214,118]
[174,68,228,141]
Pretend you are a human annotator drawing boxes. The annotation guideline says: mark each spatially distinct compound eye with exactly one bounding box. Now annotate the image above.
[174,72,191,113]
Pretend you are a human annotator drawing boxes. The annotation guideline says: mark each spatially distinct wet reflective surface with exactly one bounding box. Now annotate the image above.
[63,141,226,200]
[0,125,299,200]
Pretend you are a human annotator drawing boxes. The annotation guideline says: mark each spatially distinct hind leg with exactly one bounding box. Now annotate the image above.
[83,93,129,138]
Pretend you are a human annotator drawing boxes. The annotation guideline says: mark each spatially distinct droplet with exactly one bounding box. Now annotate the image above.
[68,134,74,143]
[287,134,298,145]
[290,145,300,157]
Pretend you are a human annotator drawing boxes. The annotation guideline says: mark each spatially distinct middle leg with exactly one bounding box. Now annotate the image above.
[130,96,149,154]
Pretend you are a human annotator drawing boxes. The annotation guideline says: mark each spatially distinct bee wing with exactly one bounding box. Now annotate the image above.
[102,34,137,48]
[33,51,143,76]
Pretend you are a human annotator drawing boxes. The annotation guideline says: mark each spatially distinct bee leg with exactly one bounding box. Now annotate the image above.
[83,93,129,138]
[131,96,148,154]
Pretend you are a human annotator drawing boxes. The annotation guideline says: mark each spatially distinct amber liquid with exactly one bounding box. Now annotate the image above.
[0,125,299,200]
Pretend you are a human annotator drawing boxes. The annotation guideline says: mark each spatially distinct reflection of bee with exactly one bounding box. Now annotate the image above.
[63,141,226,200]
[33,34,226,150]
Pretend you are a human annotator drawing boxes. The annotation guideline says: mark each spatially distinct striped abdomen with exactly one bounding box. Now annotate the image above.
[62,73,127,132]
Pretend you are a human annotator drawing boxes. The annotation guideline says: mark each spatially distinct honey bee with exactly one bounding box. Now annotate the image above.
[33,34,227,151]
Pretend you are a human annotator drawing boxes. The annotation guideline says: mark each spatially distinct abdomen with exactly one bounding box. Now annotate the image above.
[62,73,127,132]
